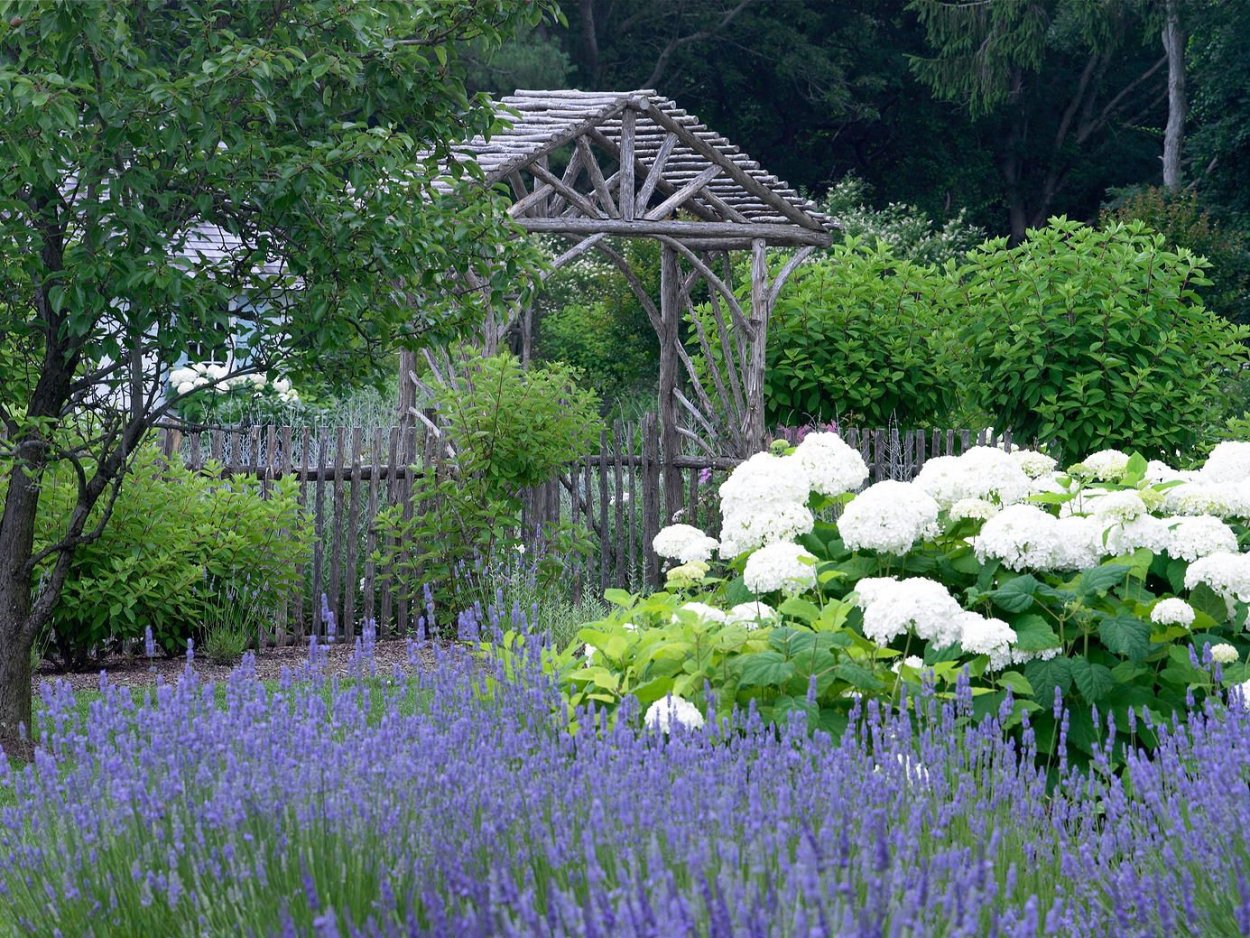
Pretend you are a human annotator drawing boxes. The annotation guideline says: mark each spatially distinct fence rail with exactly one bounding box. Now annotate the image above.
[159,421,1015,644]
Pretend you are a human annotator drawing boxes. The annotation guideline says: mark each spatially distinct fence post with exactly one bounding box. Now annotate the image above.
[641,413,661,589]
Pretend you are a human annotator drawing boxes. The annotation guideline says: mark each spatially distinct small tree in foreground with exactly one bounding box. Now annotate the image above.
[0,0,554,748]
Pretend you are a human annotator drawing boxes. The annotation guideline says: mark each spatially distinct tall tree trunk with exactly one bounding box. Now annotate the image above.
[1161,0,1186,190]
[0,465,42,753]
[578,0,600,85]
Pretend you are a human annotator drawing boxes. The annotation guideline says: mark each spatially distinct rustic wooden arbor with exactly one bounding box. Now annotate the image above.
[405,89,835,515]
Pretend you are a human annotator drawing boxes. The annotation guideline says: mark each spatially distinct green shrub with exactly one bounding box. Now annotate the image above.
[1102,185,1250,323]
[754,239,963,428]
[30,448,309,668]
[378,353,602,623]
[959,218,1250,461]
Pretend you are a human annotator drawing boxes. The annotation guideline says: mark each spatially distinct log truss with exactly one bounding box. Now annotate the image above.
[412,89,835,503]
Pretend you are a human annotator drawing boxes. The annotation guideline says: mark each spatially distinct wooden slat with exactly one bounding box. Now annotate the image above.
[293,427,311,637]
[598,428,610,592]
[642,413,661,588]
[312,431,328,638]
[363,427,383,628]
[618,107,636,220]
[627,423,639,589]
[380,426,400,636]
[343,427,363,642]
[613,420,625,586]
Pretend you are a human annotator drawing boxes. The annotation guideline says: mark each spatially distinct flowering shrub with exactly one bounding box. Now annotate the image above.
[541,433,1250,763]
[6,650,1250,934]
[167,361,303,425]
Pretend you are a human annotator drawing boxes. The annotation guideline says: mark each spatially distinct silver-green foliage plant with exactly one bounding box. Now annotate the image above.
[507,433,1250,767]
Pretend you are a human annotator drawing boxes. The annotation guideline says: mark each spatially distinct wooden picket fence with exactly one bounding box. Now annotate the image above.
[159,421,1015,644]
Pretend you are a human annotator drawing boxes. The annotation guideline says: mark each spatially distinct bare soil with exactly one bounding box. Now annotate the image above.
[33,638,464,695]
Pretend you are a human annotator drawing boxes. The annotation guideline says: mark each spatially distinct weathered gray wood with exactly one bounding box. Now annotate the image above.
[641,413,662,588]
[618,107,637,220]
[659,245,685,520]
[517,215,828,246]
[613,419,626,586]
[343,427,363,641]
[529,160,604,220]
[312,432,328,637]
[644,164,724,220]
[636,131,678,209]
[574,135,620,218]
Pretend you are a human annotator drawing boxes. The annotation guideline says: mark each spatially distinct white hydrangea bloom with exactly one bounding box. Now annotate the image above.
[653,524,719,563]
[644,695,706,732]
[949,498,1000,522]
[1210,642,1240,665]
[1166,516,1238,562]
[717,501,815,558]
[1006,646,1063,667]
[1012,449,1057,479]
[1233,679,1250,707]
[1146,460,1194,484]
[957,612,1018,671]
[169,366,199,387]
[583,643,596,661]
[1162,481,1250,519]
[1090,490,1148,522]
[853,576,964,648]
[1202,441,1250,484]
[792,432,869,497]
[1074,449,1131,481]
[674,602,728,624]
[726,601,777,629]
[1150,598,1195,627]
[719,451,810,510]
[1052,516,1108,570]
[1185,552,1250,604]
[972,504,1061,571]
[743,542,817,595]
[1102,514,1171,556]
[175,381,196,396]
[839,481,940,555]
[891,655,926,673]
[913,447,1030,508]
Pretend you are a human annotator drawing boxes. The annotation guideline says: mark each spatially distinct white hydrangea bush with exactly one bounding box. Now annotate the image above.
[553,434,1250,749]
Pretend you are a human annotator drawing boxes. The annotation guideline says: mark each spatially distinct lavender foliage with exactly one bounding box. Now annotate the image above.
[1,635,1249,936]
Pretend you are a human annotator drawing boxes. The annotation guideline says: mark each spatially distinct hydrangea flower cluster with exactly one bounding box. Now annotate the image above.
[914,447,1032,508]
[838,480,940,555]
[653,524,719,564]
[168,362,299,403]
[743,542,817,595]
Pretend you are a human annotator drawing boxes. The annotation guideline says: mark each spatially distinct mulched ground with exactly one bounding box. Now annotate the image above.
[33,638,464,694]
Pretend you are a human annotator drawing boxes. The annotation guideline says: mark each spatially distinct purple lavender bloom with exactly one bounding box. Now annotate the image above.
[5,648,1250,935]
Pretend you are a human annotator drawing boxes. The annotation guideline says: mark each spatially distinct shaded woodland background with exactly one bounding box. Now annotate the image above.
[462,0,1250,251]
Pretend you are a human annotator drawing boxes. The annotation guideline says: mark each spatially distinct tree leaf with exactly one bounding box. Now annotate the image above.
[1010,614,1061,651]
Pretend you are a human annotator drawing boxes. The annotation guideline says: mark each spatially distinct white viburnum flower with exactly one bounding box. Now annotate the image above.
[792,432,869,497]
[949,498,1000,522]
[1167,516,1239,562]
[743,542,817,595]
[644,695,705,733]
[838,480,940,555]
[725,601,777,629]
[653,524,719,564]
[1150,598,1195,628]
[853,576,964,648]
[1210,642,1240,665]
[1185,552,1250,604]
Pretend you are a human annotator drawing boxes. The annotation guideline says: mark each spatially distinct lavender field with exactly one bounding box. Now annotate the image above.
[1,639,1248,938]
